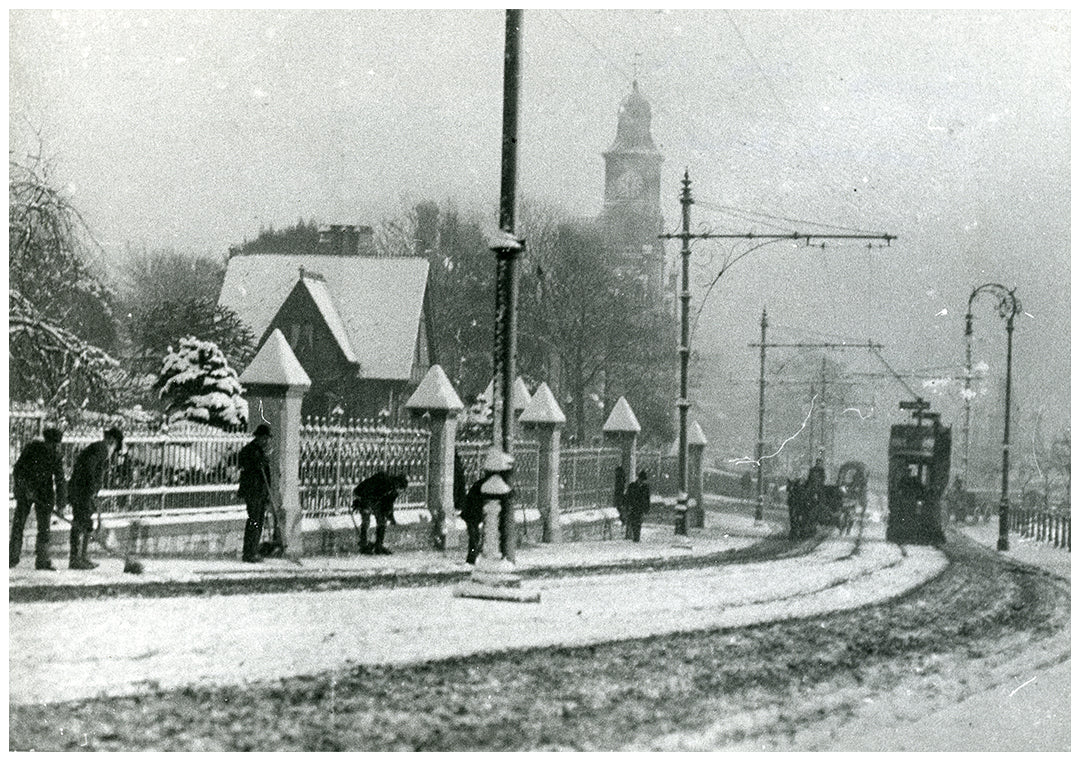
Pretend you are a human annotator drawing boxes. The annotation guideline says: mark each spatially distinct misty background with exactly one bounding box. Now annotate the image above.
[9,9,1070,483]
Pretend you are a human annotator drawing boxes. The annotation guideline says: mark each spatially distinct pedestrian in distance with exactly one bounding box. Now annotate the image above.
[67,427,124,570]
[613,464,628,538]
[353,471,409,555]
[623,469,651,542]
[10,427,67,570]
[237,423,273,563]
[460,474,489,565]
[807,458,826,525]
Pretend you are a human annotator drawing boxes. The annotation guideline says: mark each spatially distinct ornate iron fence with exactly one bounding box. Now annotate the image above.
[559,446,621,512]
[637,448,679,496]
[9,406,46,473]
[299,417,430,518]
[9,420,251,517]
[455,437,540,512]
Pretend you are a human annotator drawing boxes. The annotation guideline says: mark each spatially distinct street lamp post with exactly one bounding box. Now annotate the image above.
[965,283,1021,552]
[490,9,524,563]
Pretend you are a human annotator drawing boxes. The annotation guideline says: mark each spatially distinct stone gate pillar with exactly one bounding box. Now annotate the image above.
[519,382,566,543]
[603,396,641,489]
[239,329,310,559]
[405,364,464,551]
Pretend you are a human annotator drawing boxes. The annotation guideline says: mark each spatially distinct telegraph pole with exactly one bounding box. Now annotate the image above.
[490,8,524,563]
[457,9,539,602]
[747,338,885,484]
[662,170,895,536]
[819,357,829,468]
[754,307,767,521]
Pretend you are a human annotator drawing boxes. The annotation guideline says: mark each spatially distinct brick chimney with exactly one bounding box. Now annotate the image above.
[316,224,376,256]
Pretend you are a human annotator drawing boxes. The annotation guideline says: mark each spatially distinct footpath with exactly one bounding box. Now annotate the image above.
[9,508,782,603]
[8,508,949,705]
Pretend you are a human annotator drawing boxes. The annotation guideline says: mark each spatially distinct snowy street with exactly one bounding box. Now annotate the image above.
[9,522,945,705]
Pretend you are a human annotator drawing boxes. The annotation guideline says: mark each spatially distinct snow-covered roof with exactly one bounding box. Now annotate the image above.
[219,254,428,381]
[298,275,358,365]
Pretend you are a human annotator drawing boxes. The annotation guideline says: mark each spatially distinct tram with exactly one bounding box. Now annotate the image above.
[886,400,952,545]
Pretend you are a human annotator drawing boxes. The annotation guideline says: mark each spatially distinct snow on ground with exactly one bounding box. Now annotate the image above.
[9,521,946,705]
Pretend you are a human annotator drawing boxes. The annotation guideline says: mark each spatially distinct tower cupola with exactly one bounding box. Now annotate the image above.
[610,80,656,151]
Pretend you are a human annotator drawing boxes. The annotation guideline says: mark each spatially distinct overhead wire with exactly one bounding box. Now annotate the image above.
[696,199,888,236]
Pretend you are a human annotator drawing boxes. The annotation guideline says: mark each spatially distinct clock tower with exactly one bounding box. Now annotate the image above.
[602,80,666,308]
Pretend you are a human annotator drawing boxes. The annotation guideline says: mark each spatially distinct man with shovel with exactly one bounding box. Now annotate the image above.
[238,424,274,563]
[10,427,66,570]
[67,427,124,570]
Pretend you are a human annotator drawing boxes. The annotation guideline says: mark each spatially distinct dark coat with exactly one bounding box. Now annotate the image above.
[237,439,272,504]
[624,478,651,521]
[453,455,467,516]
[613,466,626,509]
[13,440,66,506]
[353,471,405,523]
[69,440,112,504]
[460,478,487,525]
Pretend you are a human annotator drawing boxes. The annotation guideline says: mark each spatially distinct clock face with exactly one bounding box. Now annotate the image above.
[614,170,644,199]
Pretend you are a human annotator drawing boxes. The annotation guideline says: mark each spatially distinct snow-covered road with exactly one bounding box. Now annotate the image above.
[9,526,946,705]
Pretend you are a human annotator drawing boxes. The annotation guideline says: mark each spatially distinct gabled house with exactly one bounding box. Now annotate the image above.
[218,239,432,421]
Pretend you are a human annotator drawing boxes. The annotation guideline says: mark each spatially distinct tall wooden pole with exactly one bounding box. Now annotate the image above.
[755,307,767,521]
[490,8,524,562]
[675,170,693,534]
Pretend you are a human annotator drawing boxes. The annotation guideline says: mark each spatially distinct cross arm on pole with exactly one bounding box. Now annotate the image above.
[661,232,897,244]
[747,341,885,350]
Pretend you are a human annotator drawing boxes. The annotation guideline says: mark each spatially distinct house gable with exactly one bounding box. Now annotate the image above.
[264,276,358,387]
[219,254,431,381]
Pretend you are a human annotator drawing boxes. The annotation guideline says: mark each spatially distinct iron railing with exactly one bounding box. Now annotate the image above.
[1010,505,1071,551]
[559,446,621,512]
[298,417,429,518]
[10,419,251,518]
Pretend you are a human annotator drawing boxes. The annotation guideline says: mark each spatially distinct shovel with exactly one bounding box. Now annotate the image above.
[51,509,144,575]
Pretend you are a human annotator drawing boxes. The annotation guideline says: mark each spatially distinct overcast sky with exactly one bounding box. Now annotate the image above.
[9,9,1071,450]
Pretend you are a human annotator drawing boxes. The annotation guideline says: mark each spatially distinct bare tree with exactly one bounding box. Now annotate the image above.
[8,150,125,411]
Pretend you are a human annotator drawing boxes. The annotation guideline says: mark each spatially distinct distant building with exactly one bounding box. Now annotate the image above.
[218,226,431,420]
[601,80,670,310]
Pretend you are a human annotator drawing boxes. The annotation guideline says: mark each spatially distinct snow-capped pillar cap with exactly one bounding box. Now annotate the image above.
[482,446,514,473]
[481,474,512,497]
[405,364,464,413]
[240,329,311,389]
[519,382,566,426]
[602,396,641,434]
[688,421,708,447]
[511,376,532,412]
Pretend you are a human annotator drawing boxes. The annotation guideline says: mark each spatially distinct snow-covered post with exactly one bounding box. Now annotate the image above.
[511,376,531,436]
[405,365,464,551]
[687,421,708,528]
[519,382,566,543]
[603,396,641,492]
[239,329,311,559]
